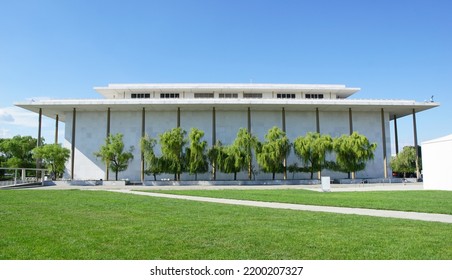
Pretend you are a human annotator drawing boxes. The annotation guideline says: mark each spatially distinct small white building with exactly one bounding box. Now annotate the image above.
[422,134,452,190]
[15,83,438,182]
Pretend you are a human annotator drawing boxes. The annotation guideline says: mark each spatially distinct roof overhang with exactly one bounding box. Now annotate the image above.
[15,98,439,122]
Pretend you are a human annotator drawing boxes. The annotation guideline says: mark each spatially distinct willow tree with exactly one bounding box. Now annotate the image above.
[94,133,134,180]
[140,134,161,181]
[217,145,243,180]
[256,126,291,180]
[293,132,333,179]
[232,128,260,180]
[390,146,421,178]
[159,127,187,181]
[186,128,208,180]
[332,132,377,179]
[207,141,222,180]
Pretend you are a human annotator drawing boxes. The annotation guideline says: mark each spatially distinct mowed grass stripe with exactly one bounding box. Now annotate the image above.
[147,189,452,215]
[0,190,451,260]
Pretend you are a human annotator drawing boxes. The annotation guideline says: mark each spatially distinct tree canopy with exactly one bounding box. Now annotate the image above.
[293,132,333,179]
[232,128,259,180]
[186,128,208,180]
[32,144,70,180]
[140,134,161,181]
[256,126,291,180]
[332,132,377,178]
[390,146,421,178]
[94,133,134,180]
[0,135,41,168]
[159,127,187,181]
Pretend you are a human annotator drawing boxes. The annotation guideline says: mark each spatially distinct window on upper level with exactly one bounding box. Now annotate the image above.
[277,93,296,99]
[160,93,180,98]
[194,93,214,98]
[131,93,151,99]
[243,93,262,98]
[305,94,324,99]
[219,93,238,98]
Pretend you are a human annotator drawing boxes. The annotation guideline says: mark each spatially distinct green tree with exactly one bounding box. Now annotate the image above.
[0,135,41,168]
[293,132,333,179]
[32,144,70,180]
[159,127,187,181]
[232,128,260,180]
[186,128,208,180]
[94,133,134,180]
[332,132,377,178]
[217,144,243,180]
[256,126,291,180]
[207,141,223,180]
[390,146,421,178]
[140,134,161,181]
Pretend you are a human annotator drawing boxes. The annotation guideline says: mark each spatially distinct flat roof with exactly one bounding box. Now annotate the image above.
[94,83,361,99]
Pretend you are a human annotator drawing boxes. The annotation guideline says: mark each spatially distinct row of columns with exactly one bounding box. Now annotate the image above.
[36,107,421,180]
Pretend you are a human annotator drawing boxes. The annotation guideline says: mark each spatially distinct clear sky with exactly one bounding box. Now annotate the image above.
[0,0,451,151]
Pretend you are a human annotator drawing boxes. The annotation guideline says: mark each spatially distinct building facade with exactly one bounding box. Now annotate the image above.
[16,83,438,181]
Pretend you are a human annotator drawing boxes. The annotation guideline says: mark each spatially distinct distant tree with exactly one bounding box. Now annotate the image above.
[256,126,291,180]
[159,127,187,181]
[94,133,134,180]
[186,128,208,180]
[232,128,260,180]
[332,132,377,178]
[390,146,421,178]
[32,144,70,180]
[0,135,41,168]
[140,134,161,181]
[293,132,333,179]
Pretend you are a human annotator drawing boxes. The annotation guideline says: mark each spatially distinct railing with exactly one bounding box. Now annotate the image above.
[0,168,48,187]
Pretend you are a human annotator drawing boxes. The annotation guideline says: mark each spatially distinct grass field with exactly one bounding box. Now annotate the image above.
[0,190,451,260]
[148,189,452,214]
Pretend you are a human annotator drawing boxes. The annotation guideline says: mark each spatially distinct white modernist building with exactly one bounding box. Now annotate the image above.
[422,134,452,190]
[16,83,438,182]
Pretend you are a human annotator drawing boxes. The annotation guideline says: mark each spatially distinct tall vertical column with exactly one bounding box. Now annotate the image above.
[177,107,181,128]
[105,108,111,180]
[393,115,399,155]
[37,108,42,147]
[315,108,320,133]
[381,108,388,179]
[282,107,287,180]
[36,108,43,178]
[247,107,251,133]
[316,108,321,179]
[348,108,353,135]
[141,107,146,182]
[247,107,252,180]
[71,108,77,180]
[212,107,217,181]
[54,114,59,144]
[412,109,420,179]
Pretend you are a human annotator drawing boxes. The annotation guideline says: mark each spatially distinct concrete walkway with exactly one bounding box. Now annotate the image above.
[102,189,452,224]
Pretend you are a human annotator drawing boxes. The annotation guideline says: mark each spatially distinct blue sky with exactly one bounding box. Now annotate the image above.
[0,0,451,151]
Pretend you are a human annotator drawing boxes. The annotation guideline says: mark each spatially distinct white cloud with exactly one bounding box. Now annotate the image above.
[0,107,40,128]
[0,110,14,122]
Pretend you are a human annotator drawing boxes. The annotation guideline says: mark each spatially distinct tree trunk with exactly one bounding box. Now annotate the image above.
[272,172,275,180]
[153,174,156,181]
[115,171,118,181]
[234,172,237,181]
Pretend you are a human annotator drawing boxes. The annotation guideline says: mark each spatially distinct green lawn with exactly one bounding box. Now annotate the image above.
[147,189,452,214]
[0,190,451,260]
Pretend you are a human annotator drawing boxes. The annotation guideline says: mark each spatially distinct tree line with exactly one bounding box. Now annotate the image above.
[1,131,419,182]
[94,127,378,181]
